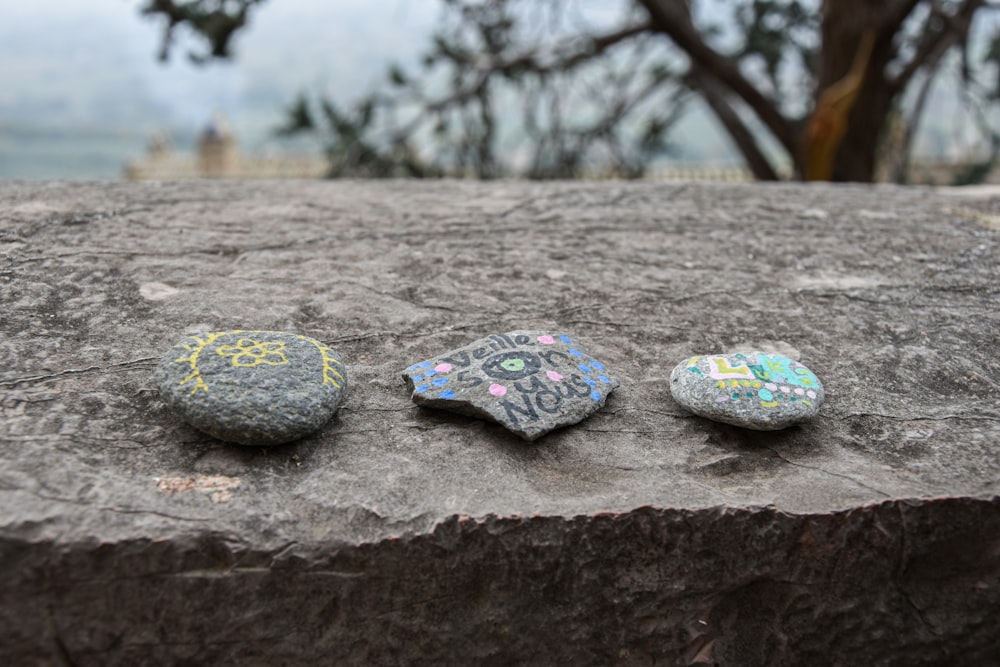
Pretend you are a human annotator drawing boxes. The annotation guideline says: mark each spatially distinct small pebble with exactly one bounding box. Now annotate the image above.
[402,331,619,441]
[669,352,823,430]
[154,330,348,445]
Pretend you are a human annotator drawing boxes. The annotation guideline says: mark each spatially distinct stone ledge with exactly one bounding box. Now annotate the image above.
[2,180,999,663]
[3,500,998,664]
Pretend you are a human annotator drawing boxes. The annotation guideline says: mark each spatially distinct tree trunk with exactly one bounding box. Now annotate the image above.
[834,82,896,182]
[814,0,914,182]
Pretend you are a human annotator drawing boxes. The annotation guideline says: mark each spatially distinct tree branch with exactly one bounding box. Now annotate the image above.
[398,22,654,133]
[890,0,984,92]
[688,67,780,181]
[637,0,798,163]
[468,21,654,83]
[879,0,925,34]
[892,59,942,183]
[141,0,264,61]
[553,23,654,73]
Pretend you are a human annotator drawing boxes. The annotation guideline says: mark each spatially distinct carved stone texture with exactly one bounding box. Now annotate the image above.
[2,180,999,665]
[403,331,619,440]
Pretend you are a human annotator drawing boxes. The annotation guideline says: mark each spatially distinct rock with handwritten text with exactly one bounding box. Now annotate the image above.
[669,352,824,430]
[155,330,348,445]
[403,331,619,441]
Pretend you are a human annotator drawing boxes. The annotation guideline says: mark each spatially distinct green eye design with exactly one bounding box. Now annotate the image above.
[501,358,525,372]
[482,351,541,380]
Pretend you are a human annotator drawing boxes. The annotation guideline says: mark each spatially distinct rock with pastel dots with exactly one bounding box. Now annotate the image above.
[402,331,619,441]
[669,352,824,430]
[154,330,348,445]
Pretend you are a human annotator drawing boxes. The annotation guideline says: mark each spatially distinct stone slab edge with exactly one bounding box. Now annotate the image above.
[2,496,997,665]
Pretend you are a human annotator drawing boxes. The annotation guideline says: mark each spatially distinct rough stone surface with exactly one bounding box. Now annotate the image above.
[403,330,618,440]
[670,352,824,429]
[2,180,1000,665]
[154,329,348,445]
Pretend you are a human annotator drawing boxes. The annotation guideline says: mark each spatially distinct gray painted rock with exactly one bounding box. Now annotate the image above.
[670,352,823,430]
[155,330,348,445]
[403,331,618,440]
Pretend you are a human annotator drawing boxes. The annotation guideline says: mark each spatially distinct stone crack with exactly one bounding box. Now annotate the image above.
[0,358,157,387]
[764,447,891,498]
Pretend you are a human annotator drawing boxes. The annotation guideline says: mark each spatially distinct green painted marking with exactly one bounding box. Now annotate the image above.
[501,358,525,372]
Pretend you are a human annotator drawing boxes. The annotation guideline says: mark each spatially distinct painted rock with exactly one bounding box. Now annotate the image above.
[669,352,824,430]
[402,331,619,441]
[154,330,348,445]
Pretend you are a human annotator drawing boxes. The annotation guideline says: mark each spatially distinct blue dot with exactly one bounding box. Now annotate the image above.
[559,335,572,344]
[590,360,605,371]
[412,374,423,382]
[583,377,597,387]
[758,388,774,401]
[569,348,583,357]
[439,389,456,399]
[431,377,449,387]
[589,390,601,402]
[424,369,437,377]
[418,361,433,368]
[415,384,430,393]
[406,364,420,372]
[578,363,592,374]
[598,374,610,384]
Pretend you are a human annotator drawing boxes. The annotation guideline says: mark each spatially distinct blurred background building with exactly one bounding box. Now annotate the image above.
[124,115,325,180]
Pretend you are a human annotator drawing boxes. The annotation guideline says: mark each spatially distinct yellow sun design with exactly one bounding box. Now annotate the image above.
[172,330,346,395]
[216,338,289,367]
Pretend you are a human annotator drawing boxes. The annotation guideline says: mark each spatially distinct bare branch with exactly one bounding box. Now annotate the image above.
[637,0,798,162]
[688,67,780,181]
[426,21,652,112]
[890,0,985,92]
[383,20,655,152]
[892,61,943,183]
[879,0,925,33]
[141,0,265,62]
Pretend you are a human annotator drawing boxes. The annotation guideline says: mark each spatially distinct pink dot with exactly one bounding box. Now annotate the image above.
[537,335,555,344]
[546,370,563,382]
[806,390,817,399]
[435,363,453,373]
[764,382,778,391]
[794,387,805,395]
[489,383,507,397]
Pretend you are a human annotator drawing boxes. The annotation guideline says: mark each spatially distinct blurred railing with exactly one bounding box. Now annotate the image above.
[644,165,753,182]
[124,154,997,184]
[124,153,327,180]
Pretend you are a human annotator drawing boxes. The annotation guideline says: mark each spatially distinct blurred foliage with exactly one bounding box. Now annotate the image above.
[142,0,1000,183]
[274,1,689,179]
[140,0,265,62]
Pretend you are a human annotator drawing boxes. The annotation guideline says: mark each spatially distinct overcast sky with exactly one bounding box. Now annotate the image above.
[0,0,443,134]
